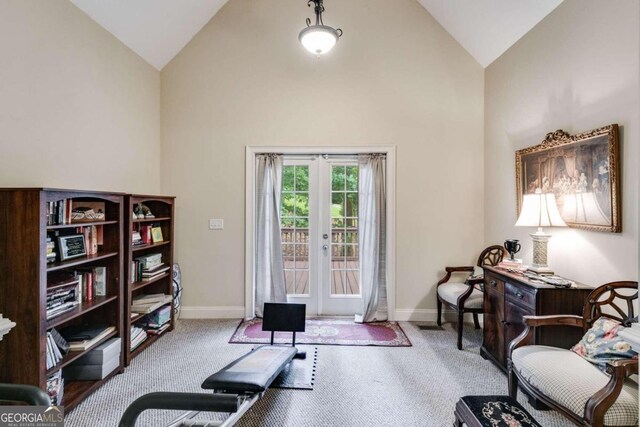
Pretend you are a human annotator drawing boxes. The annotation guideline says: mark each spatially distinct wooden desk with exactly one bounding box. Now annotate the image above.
[481,266,592,371]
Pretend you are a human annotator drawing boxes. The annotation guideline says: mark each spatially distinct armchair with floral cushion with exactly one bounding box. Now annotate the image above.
[508,281,638,427]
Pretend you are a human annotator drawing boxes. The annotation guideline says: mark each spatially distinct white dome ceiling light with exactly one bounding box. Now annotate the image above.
[299,0,342,57]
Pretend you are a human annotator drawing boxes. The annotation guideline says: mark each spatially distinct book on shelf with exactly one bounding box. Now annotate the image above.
[137,253,162,269]
[46,370,64,407]
[130,326,147,350]
[139,225,152,244]
[71,266,107,302]
[131,294,172,314]
[141,264,170,281]
[146,323,170,336]
[60,324,116,352]
[46,331,64,370]
[46,282,80,320]
[151,226,163,243]
[78,225,100,255]
[131,253,164,283]
[132,231,144,246]
[137,305,171,336]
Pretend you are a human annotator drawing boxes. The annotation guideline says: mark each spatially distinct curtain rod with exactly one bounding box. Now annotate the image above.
[257,153,386,157]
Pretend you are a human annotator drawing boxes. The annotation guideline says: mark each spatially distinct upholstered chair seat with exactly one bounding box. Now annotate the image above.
[512,345,638,426]
[436,245,508,350]
[437,283,483,309]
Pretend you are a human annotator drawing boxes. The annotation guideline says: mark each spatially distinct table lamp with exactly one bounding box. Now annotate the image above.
[515,188,566,275]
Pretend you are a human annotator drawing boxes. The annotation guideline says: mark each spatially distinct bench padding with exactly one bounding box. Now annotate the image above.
[201,346,297,393]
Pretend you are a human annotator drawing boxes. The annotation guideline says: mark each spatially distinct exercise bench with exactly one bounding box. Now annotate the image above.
[119,303,307,427]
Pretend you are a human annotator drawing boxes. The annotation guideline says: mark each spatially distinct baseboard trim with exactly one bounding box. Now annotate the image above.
[179,306,245,319]
[394,308,483,324]
[178,306,483,324]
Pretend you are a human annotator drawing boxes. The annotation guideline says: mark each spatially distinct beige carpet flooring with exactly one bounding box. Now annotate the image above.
[65,319,570,426]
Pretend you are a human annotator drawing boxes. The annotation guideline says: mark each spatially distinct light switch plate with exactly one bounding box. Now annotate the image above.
[209,219,224,230]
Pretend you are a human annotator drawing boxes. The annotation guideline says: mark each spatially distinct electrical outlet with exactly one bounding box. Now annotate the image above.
[209,219,224,230]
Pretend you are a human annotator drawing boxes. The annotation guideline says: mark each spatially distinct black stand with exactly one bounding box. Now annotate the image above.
[263,303,307,359]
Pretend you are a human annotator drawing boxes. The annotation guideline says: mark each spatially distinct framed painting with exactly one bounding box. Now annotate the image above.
[515,124,620,233]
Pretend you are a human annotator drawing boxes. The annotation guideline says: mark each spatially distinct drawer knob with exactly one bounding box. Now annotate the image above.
[516,292,524,299]
[490,280,497,287]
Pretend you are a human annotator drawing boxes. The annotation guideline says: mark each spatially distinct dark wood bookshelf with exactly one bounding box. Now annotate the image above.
[132,273,170,291]
[61,368,120,411]
[124,194,175,366]
[0,188,124,411]
[131,241,171,253]
[47,220,119,230]
[133,217,171,223]
[46,251,119,272]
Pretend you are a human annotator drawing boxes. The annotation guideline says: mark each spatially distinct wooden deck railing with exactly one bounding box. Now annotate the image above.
[281,227,358,259]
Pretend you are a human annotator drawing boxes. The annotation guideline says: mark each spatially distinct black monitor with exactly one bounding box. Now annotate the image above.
[262,303,306,333]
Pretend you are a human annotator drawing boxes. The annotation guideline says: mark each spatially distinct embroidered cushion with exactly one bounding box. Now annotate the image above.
[571,317,637,369]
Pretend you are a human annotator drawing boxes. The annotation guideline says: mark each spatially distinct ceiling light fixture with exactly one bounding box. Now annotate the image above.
[299,0,342,56]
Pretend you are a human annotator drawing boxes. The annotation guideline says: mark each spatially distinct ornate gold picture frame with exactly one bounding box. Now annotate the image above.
[516,124,621,233]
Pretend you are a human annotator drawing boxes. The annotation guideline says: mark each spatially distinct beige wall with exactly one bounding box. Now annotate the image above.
[161,0,485,317]
[0,0,161,194]
[485,0,639,285]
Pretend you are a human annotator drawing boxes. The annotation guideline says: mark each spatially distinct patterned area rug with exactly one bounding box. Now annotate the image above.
[229,317,411,347]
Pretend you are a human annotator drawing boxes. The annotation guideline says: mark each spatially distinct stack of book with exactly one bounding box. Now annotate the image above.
[46,199,73,226]
[130,326,147,350]
[74,266,107,302]
[138,305,171,336]
[76,225,101,256]
[141,264,171,282]
[131,253,166,283]
[46,237,57,264]
[60,324,116,352]
[497,259,526,271]
[132,231,144,247]
[46,371,64,406]
[131,294,173,314]
[45,329,69,370]
[46,279,81,320]
[0,315,16,341]
[65,338,121,380]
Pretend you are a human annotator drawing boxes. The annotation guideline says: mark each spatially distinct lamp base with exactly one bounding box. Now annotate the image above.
[528,229,554,275]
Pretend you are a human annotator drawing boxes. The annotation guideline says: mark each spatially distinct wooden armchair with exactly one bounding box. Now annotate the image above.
[508,281,639,427]
[436,245,507,350]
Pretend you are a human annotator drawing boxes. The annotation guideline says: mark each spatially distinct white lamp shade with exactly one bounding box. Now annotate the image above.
[299,25,339,55]
[516,190,567,228]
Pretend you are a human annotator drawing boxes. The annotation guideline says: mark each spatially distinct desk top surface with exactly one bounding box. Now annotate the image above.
[484,265,593,290]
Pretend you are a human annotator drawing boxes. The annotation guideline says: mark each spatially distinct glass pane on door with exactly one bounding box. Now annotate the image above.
[281,165,310,295]
[330,165,360,295]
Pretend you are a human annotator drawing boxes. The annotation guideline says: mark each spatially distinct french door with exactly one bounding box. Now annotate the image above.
[281,156,361,316]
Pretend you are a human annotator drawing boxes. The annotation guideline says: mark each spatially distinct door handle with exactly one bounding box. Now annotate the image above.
[322,244,329,251]
[490,280,497,287]
[515,292,524,299]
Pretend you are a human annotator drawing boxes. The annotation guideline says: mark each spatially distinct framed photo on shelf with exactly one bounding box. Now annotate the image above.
[151,226,164,243]
[58,234,87,261]
[515,124,620,233]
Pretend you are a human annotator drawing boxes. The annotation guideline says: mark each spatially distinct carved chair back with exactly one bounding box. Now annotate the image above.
[583,281,638,330]
[476,245,508,268]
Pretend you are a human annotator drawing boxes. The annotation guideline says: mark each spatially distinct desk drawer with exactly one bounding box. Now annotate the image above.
[506,282,535,309]
[485,275,505,295]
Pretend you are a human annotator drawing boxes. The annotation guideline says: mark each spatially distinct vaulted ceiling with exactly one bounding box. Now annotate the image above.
[70,0,563,70]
